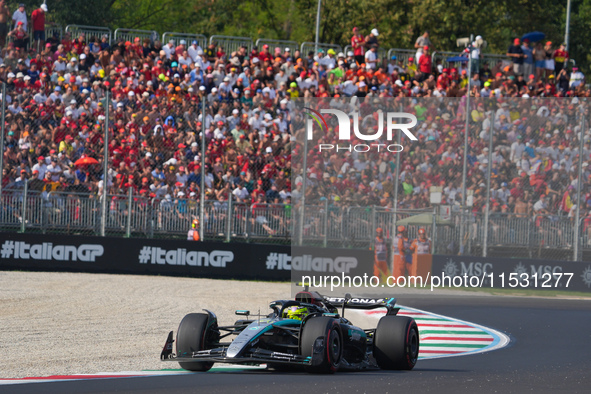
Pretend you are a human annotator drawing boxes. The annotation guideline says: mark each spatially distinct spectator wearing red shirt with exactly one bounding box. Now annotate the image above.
[258,44,271,63]
[437,68,450,90]
[31,4,47,44]
[351,27,365,65]
[552,43,568,75]
[418,46,432,78]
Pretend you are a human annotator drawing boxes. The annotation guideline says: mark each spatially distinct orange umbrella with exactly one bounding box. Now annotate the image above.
[74,157,99,166]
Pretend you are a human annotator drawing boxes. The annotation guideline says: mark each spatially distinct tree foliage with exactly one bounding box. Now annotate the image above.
[6,0,591,72]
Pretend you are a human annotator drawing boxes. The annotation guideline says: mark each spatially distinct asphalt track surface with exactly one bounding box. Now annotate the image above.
[4,294,590,394]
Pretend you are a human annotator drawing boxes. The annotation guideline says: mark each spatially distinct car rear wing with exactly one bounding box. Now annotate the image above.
[295,290,399,316]
[323,296,397,309]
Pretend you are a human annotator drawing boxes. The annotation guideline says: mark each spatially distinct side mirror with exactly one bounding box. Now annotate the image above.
[235,310,250,316]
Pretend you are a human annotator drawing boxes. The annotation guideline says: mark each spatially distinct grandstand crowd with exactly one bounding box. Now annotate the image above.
[0,6,590,224]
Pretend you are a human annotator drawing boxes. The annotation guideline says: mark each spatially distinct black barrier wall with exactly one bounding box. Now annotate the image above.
[432,255,591,292]
[0,232,288,281]
[0,232,374,282]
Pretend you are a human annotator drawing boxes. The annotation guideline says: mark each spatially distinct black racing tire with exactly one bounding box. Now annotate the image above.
[373,316,419,370]
[176,313,214,372]
[300,316,343,373]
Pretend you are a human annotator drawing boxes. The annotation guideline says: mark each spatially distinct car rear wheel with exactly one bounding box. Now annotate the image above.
[300,317,343,373]
[176,313,214,372]
[373,316,419,370]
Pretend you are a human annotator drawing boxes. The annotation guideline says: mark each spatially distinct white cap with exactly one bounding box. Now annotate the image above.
[199,86,206,91]
[285,47,291,52]
[180,39,187,45]
[80,54,86,60]
[347,51,354,57]
[265,147,273,153]
[211,87,218,93]
[194,63,201,68]
[232,109,239,114]
[40,4,48,11]
[23,75,31,80]
[191,142,198,147]
[359,81,366,87]
[128,91,135,96]
[190,192,196,196]
[71,57,77,62]
[117,102,124,107]
[142,91,150,97]
[188,87,194,92]
[66,110,72,116]
[264,114,272,120]
[178,191,185,196]
[70,99,77,104]
[197,49,204,55]
[371,28,379,36]
[252,57,260,63]
[173,73,180,78]
[16,72,23,78]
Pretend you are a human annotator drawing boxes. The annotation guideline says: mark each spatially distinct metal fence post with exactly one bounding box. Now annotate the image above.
[148,200,154,238]
[19,180,28,233]
[323,198,328,248]
[299,122,309,247]
[573,105,585,261]
[459,35,473,255]
[391,106,402,271]
[200,98,206,242]
[125,187,132,238]
[245,204,251,242]
[100,90,109,237]
[431,205,437,254]
[482,109,494,257]
[371,205,376,250]
[226,193,232,243]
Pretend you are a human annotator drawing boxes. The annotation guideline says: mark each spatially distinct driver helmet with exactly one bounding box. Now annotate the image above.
[282,305,310,321]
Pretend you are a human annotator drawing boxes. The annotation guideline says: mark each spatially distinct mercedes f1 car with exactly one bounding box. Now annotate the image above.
[161,290,419,373]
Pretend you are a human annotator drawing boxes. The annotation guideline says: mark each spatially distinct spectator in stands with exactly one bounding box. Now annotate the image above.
[11,3,26,31]
[365,45,378,70]
[414,31,432,50]
[521,39,534,80]
[8,21,27,50]
[553,43,568,76]
[418,46,432,79]
[351,27,365,65]
[507,38,525,75]
[365,28,379,49]
[0,0,10,47]
[31,3,47,49]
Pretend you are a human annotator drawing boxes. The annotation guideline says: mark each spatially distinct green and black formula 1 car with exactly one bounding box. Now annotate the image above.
[161,289,419,373]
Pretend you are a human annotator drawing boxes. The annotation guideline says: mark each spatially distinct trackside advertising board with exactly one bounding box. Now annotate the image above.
[431,255,591,292]
[0,232,372,281]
